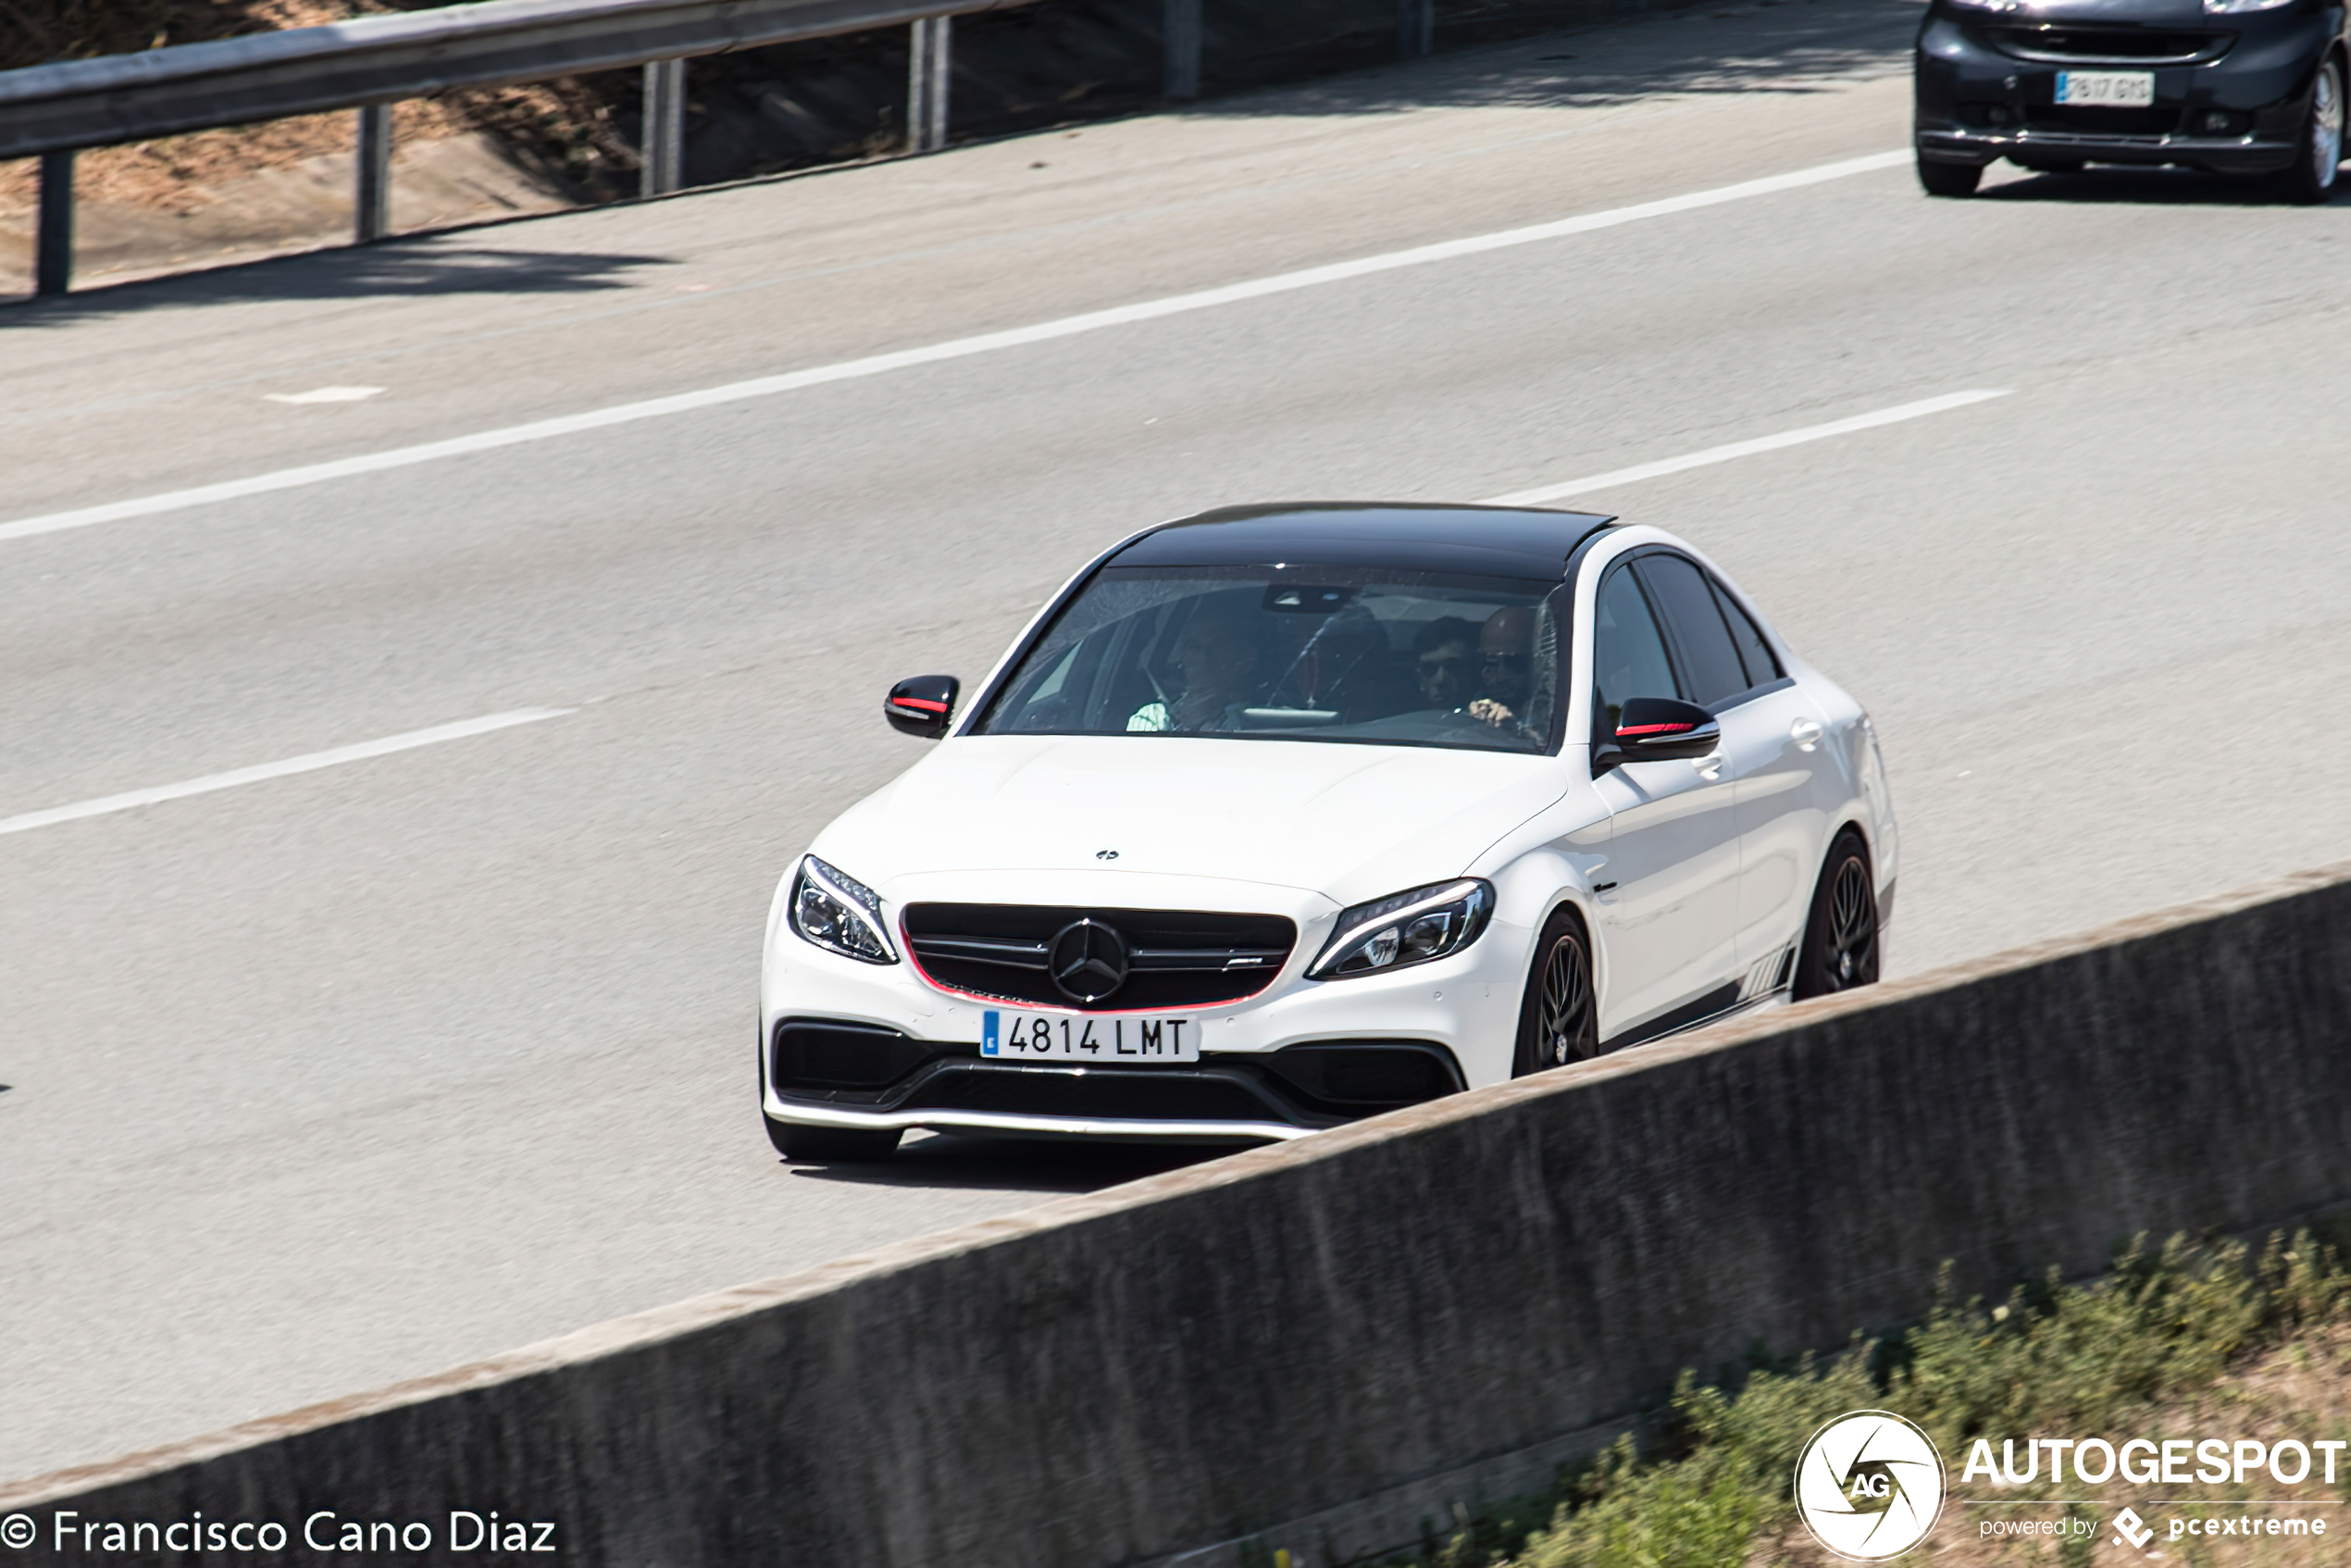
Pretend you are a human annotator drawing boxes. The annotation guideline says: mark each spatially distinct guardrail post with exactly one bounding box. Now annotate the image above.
[909,16,952,153]
[355,103,393,243]
[35,149,74,296]
[1399,0,1436,56]
[641,56,686,196]
[1163,0,1202,101]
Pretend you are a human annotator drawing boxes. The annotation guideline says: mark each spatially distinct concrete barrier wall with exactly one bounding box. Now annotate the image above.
[9,861,2350,1565]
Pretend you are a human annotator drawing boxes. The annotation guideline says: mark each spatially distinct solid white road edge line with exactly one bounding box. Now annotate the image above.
[0,150,1909,547]
[0,708,573,839]
[1479,389,2013,506]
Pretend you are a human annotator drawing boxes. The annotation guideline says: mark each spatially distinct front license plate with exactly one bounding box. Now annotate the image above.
[2055,70,2155,106]
[982,1010,1200,1063]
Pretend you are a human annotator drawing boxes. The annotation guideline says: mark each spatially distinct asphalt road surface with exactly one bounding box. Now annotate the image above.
[6,0,2349,1483]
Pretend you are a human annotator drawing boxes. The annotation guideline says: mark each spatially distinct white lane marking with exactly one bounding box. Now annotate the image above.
[0,708,573,839]
[264,386,386,404]
[1479,389,2011,505]
[0,150,1908,548]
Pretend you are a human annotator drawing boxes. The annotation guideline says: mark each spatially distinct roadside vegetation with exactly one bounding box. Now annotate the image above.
[1377,1233,2351,1568]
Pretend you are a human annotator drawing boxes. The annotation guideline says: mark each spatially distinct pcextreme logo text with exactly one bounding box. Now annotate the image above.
[1794,1412,2340,1560]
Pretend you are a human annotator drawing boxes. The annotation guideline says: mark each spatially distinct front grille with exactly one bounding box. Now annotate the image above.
[899,1063,1289,1123]
[1989,24,2229,60]
[2025,106,2182,136]
[902,903,1296,1012]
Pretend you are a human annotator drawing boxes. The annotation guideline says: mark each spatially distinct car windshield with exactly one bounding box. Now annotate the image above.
[973,566,1564,753]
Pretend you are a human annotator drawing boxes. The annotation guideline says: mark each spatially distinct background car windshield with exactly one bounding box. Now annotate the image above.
[975,566,1562,753]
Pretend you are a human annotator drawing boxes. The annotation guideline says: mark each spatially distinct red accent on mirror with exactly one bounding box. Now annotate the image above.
[1616,721,1696,736]
[892,698,950,713]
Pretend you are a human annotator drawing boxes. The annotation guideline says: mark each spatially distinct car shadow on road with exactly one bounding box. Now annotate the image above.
[0,242,676,328]
[1978,167,2349,206]
[781,1132,1231,1193]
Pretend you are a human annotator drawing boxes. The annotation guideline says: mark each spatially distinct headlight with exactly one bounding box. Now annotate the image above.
[2203,0,2294,13]
[1309,878,1495,979]
[787,855,898,964]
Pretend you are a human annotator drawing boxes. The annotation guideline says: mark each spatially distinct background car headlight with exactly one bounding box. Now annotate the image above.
[787,855,899,964]
[1309,878,1494,979]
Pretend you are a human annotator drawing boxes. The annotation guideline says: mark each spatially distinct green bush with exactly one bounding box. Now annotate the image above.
[1389,1232,2351,1568]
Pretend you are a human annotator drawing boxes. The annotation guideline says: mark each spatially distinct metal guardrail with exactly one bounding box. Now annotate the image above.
[0,0,1441,297]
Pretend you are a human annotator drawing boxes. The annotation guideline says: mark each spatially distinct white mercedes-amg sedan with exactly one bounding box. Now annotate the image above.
[760,504,1897,1162]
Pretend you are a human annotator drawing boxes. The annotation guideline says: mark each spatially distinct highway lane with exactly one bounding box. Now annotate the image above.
[0,0,1919,516]
[6,0,2351,1482]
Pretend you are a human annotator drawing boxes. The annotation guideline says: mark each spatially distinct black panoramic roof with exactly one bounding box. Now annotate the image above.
[1110,504,1619,580]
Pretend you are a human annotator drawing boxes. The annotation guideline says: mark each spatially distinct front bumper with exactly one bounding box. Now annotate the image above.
[769,1098,1316,1146]
[764,1039,1462,1145]
[1912,6,2334,173]
[1916,125,2302,171]
[761,903,1529,1143]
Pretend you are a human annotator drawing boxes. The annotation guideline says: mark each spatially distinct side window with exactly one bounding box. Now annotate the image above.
[1592,565,1682,732]
[1710,575,1783,689]
[1637,554,1748,708]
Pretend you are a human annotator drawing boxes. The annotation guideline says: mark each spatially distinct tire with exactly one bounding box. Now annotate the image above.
[1513,908,1599,1075]
[2280,56,2345,205]
[1917,156,1983,197]
[1791,831,1881,1001]
[765,1117,902,1163]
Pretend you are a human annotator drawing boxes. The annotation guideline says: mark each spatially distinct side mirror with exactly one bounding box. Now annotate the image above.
[885,675,960,740]
[1611,695,1720,762]
[1589,695,1721,776]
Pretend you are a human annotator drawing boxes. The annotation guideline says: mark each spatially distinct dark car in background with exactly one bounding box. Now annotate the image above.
[1913,0,2347,199]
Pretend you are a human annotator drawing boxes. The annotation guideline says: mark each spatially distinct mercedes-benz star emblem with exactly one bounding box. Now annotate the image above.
[1048,918,1129,1003]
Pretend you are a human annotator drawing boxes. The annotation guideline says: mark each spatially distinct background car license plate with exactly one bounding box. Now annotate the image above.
[982,1010,1200,1062]
[2056,70,2155,106]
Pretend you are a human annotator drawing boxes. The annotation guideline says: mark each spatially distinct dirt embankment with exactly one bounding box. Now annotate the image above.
[0,0,643,288]
[0,0,639,212]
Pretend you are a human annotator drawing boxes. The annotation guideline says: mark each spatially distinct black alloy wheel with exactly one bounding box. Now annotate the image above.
[2282,56,2345,205]
[766,1117,902,1164]
[1917,155,1983,197]
[1792,831,1881,1001]
[1514,909,1599,1076]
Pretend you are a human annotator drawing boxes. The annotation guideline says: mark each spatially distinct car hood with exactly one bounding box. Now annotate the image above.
[812,734,1571,910]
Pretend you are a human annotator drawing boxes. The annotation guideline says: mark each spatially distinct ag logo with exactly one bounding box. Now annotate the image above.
[1794,1411,1947,1561]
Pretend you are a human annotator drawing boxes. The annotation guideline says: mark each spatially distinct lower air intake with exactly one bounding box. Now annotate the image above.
[899,1064,1287,1123]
